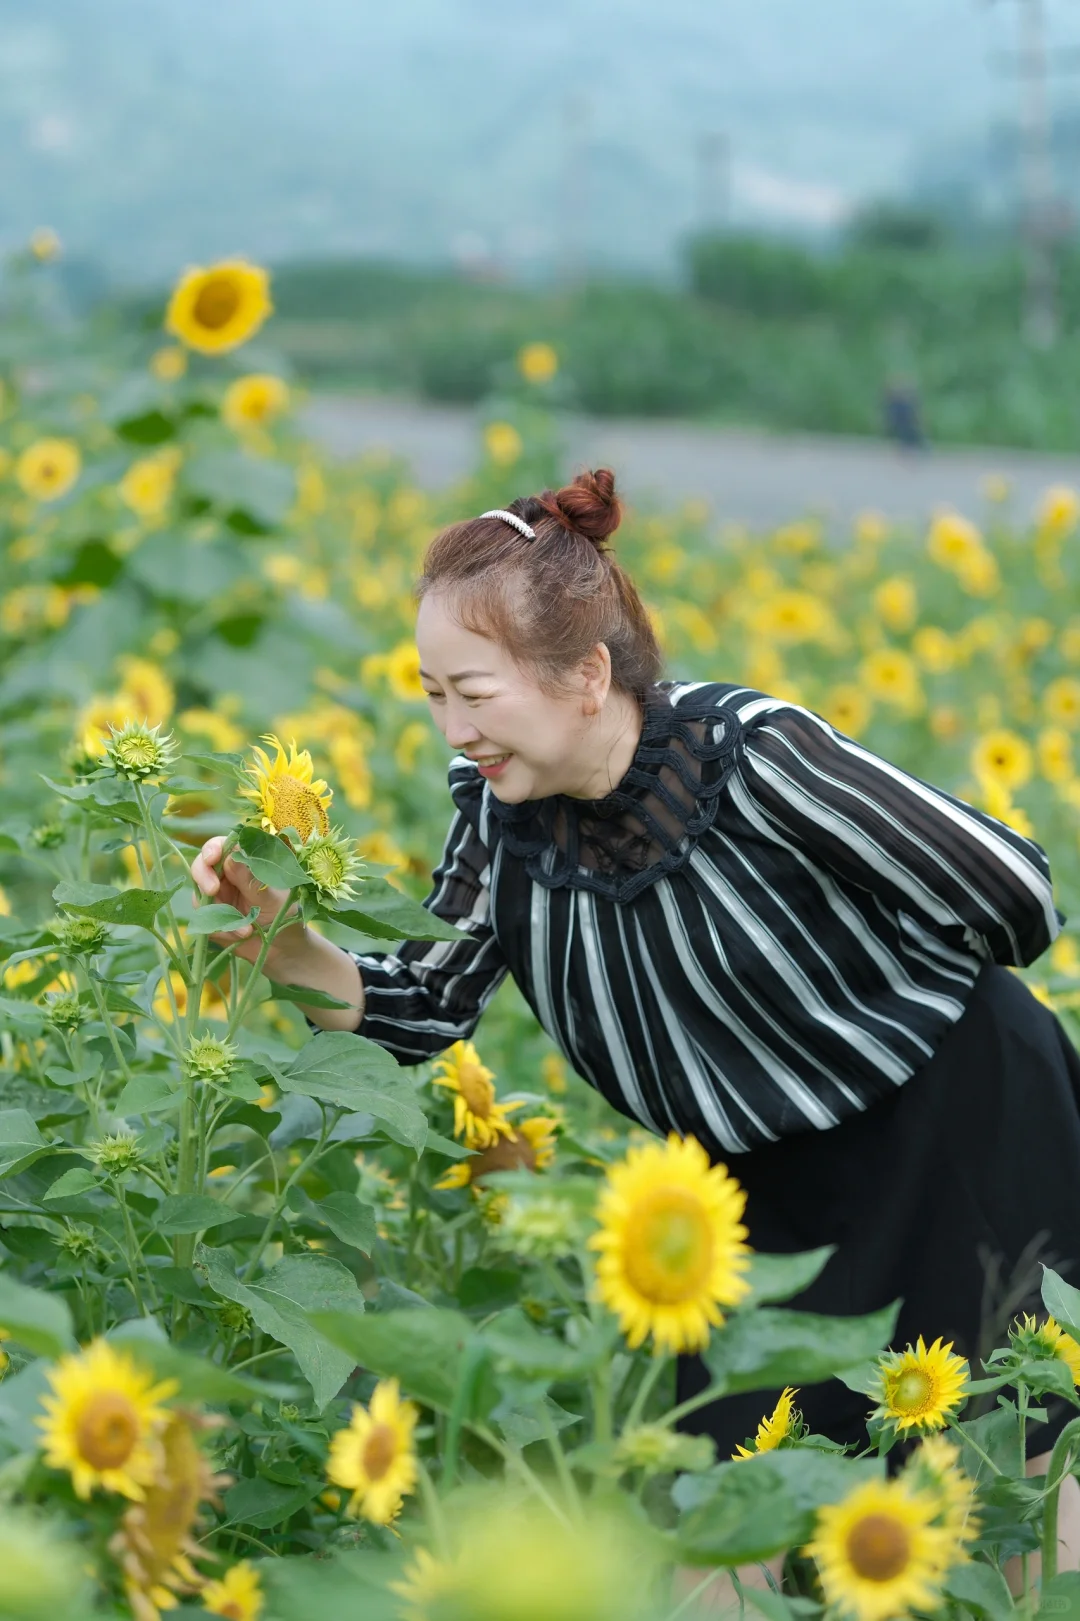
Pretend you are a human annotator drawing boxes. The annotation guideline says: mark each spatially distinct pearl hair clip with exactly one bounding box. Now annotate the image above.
[480,508,536,540]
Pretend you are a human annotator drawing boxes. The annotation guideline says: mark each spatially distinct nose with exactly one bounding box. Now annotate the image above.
[442,702,484,751]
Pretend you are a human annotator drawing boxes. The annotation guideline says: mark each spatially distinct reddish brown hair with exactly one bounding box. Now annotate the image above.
[414,468,664,702]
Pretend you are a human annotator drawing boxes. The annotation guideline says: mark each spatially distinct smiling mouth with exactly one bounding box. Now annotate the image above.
[471,752,512,765]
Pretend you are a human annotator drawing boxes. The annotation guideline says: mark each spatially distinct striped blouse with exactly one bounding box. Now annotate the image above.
[341,679,1066,1156]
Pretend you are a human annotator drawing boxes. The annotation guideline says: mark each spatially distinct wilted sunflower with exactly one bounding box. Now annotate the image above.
[588,1132,753,1355]
[239,734,333,842]
[222,374,289,431]
[202,1560,264,1621]
[37,1339,177,1501]
[110,1413,220,1621]
[803,1476,956,1621]
[732,1386,802,1459]
[326,1377,418,1525]
[165,260,272,354]
[868,1335,969,1435]
[431,1039,523,1149]
[15,438,80,502]
[297,827,366,904]
[902,1434,981,1555]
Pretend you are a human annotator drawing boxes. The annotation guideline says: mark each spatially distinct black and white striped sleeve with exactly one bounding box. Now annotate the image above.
[737,701,1065,968]
[342,777,508,1063]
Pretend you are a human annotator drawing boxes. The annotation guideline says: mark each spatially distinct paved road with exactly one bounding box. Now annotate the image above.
[303,393,1080,532]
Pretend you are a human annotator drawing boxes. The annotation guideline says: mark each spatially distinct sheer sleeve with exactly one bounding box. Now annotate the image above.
[315,768,509,1063]
[736,700,1065,968]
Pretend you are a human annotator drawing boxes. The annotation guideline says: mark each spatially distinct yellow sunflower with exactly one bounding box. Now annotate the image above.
[1012,1312,1080,1384]
[859,648,923,712]
[326,1377,418,1525]
[872,576,917,634]
[1038,726,1073,784]
[150,345,187,381]
[927,510,983,571]
[803,1476,957,1621]
[391,1546,464,1621]
[1037,485,1080,538]
[202,1561,264,1621]
[118,450,180,519]
[822,684,871,737]
[483,420,523,466]
[518,341,559,384]
[588,1132,752,1355]
[385,641,427,702]
[222,374,290,432]
[749,590,833,645]
[110,1414,218,1621]
[868,1335,969,1434]
[911,626,956,674]
[1044,677,1080,730]
[239,733,333,842]
[435,1114,558,1190]
[15,438,81,502]
[970,728,1034,792]
[431,1039,523,1149]
[732,1386,801,1459]
[903,1434,982,1554]
[165,260,272,354]
[37,1339,178,1501]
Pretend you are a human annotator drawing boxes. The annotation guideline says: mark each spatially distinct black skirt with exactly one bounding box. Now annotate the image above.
[676,959,1080,1474]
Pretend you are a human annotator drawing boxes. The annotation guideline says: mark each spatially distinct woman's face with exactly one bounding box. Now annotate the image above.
[415,592,603,802]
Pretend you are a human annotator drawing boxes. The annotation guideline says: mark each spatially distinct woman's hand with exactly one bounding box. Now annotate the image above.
[189,835,302,966]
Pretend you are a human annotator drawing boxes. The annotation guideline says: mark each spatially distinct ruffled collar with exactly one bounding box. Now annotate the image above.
[484,680,745,903]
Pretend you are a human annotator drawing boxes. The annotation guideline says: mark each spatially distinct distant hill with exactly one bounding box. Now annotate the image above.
[0,0,1071,286]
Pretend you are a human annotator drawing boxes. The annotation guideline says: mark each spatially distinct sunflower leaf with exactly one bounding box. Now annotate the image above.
[326,882,469,943]
[52,880,185,929]
[234,825,311,890]
[186,903,259,935]
[1042,1264,1080,1343]
[277,1032,428,1150]
[701,1300,901,1394]
[674,1450,881,1566]
[740,1247,837,1308]
[0,1110,52,1181]
[0,1272,76,1357]
[308,1306,498,1420]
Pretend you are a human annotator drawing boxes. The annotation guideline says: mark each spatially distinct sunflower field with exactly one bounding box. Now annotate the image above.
[2,240,1080,1621]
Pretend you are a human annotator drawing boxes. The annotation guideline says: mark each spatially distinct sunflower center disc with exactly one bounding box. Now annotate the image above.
[271,777,330,840]
[76,1392,139,1470]
[192,279,242,330]
[893,1368,933,1414]
[457,1064,494,1118]
[846,1513,911,1582]
[625,1190,713,1304]
[362,1423,397,1482]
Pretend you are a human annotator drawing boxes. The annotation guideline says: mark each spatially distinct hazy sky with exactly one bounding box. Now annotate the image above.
[2,0,1075,279]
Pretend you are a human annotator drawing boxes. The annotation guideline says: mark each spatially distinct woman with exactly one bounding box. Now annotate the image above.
[192,468,1080,1596]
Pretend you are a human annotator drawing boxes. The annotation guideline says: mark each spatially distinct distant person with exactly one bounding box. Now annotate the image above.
[882,375,926,452]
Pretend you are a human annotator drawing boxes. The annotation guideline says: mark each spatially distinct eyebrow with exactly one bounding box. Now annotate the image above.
[418,668,496,682]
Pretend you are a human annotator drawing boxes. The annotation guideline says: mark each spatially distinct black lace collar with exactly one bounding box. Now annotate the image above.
[484,680,745,902]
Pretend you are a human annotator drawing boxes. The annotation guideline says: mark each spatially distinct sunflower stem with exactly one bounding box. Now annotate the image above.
[224,887,299,1042]
[624,1350,671,1432]
[82,962,134,1087]
[241,1110,331,1282]
[944,1412,1004,1477]
[133,781,185,959]
[415,1458,451,1560]
[441,1340,488,1494]
[1040,1419,1080,1582]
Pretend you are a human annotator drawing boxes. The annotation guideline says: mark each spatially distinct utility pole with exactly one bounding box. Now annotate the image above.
[695,132,731,233]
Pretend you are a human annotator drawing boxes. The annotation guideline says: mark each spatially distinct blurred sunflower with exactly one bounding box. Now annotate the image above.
[873,575,917,634]
[1011,1312,1080,1384]
[821,684,872,737]
[483,420,523,466]
[239,734,333,841]
[859,648,923,712]
[803,1477,956,1621]
[38,1340,177,1502]
[749,590,832,645]
[326,1378,418,1525]
[927,510,982,572]
[1044,676,1080,729]
[971,728,1034,791]
[110,1413,218,1621]
[589,1132,752,1354]
[119,450,180,520]
[385,641,426,701]
[1037,726,1073,784]
[15,438,80,502]
[911,626,955,674]
[222,374,290,432]
[150,345,187,381]
[202,1561,264,1621]
[902,1435,981,1555]
[166,260,272,354]
[1037,484,1080,538]
[436,1114,558,1190]
[518,341,559,384]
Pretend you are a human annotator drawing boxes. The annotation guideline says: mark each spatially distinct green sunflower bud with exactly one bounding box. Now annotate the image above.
[498,1193,578,1260]
[31,821,65,849]
[183,1031,240,1086]
[53,915,110,956]
[104,719,181,781]
[90,1131,142,1177]
[297,825,366,904]
[614,1424,715,1476]
[44,993,87,1032]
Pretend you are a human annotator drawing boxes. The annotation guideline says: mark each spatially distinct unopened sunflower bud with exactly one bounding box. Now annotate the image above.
[615,1424,715,1476]
[183,1032,240,1086]
[90,1131,142,1177]
[45,993,87,1032]
[217,1302,252,1335]
[60,740,101,783]
[297,826,366,903]
[104,719,180,781]
[31,821,65,849]
[56,1225,97,1261]
[53,914,110,956]
[499,1193,578,1260]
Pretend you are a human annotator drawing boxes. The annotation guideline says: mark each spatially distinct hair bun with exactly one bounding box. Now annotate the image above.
[552,467,622,547]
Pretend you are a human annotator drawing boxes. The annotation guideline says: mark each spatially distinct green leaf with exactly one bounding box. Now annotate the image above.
[109,1319,293,1404]
[676,1450,881,1566]
[0,1111,51,1181]
[420,1130,471,1161]
[330,882,468,943]
[42,1168,100,1202]
[184,750,246,774]
[40,775,142,824]
[186,903,258,936]
[702,1301,901,1395]
[286,1186,377,1252]
[310,1307,497,1420]
[1043,1265,1080,1342]
[265,979,355,1010]
[128,532,248,604]
[1038,1574,1080,1620]
[279,1032,428,1150]
[197,1246,365,1410]
[222,1475,322,1530]
[263,1550,402,1621]
[946,1560,1018,1621]
[116,1073,182,1116]
[741,1247,837,1308]
[0,998,47,1032]
[0,1273,75,1356]
[186,450,297,527]
[155,1196,245,1236]
[53,879,184,929]
[481,1308,609,1380]
[234,825,311,889]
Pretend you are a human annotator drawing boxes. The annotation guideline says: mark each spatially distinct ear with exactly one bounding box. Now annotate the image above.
[579,642,612,715]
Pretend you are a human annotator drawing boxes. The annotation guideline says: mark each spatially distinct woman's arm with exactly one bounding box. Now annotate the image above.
[734,699,1065,968]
